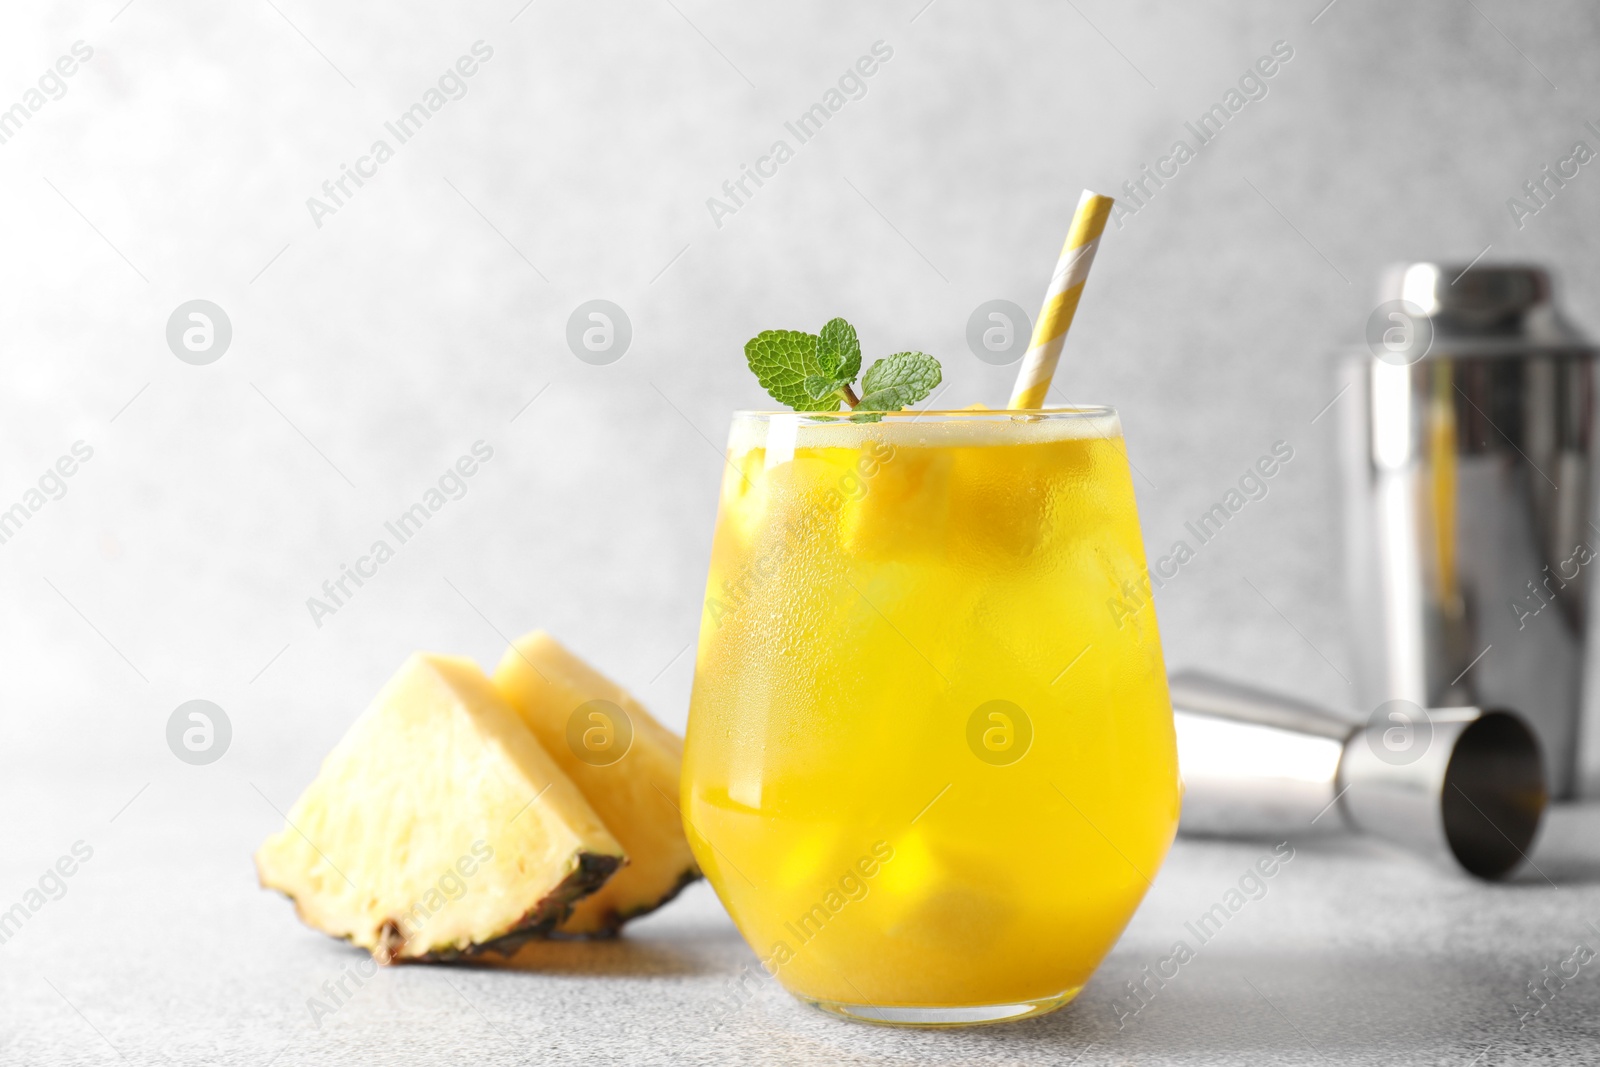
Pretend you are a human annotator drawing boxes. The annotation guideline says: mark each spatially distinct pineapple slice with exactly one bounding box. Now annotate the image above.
[255,653,625,962]
[492,632,700,936]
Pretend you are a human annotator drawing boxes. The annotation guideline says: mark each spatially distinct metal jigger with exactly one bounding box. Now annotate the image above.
[1171,670,1548,879]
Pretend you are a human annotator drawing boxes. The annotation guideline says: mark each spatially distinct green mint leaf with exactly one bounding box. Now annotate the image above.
[857,351,942,411]
[804,375,848,401]
[744,330,841,412]
[816,318,861,383]
[745,318,937,415]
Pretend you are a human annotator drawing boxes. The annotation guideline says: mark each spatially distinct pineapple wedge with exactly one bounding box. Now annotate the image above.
[255,653,625,962]
[493,632,700,936]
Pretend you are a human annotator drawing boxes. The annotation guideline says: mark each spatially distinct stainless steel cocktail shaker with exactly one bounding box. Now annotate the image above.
[1339,264,1600,797]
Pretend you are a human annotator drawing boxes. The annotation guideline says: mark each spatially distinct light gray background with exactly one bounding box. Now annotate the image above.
[4,0,1600,1063]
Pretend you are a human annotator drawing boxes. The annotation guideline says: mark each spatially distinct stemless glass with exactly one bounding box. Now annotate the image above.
[682,408,1180,1026]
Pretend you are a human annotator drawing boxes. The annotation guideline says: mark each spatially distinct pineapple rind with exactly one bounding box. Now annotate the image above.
[402,851,623,961]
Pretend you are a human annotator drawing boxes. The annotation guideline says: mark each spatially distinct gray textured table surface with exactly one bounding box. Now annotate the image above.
[5,770,1599,1066]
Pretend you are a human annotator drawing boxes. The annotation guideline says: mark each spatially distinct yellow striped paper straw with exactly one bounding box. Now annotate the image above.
[1007,190,1115,410]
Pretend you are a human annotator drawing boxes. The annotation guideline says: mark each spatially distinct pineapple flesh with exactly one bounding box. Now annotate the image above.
[255,653,625,962]
[493,632,701,936]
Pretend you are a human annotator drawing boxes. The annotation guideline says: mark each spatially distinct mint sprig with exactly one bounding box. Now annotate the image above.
[745,317,941,416]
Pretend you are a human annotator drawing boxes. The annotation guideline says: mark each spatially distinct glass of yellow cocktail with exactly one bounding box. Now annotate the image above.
[682,407,1180,1026]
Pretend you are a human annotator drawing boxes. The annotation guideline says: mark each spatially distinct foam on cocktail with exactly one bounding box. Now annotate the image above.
[727,408,1123,457]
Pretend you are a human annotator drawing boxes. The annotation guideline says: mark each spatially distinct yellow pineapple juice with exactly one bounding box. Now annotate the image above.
[683,409,1180,1024]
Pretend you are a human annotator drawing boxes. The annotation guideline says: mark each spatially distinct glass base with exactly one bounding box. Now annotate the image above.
[803,988,1081,1028]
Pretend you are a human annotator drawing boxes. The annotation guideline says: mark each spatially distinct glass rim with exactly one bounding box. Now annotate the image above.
[729,405,1117,421]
